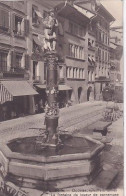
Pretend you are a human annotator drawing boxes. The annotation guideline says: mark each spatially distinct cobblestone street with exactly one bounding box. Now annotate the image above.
[0,101,124,193]
[0,101,106,142]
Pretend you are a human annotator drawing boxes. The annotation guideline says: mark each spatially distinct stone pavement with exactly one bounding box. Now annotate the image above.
[0,101,124,194]
[0,101,107,143]
[64,117,124,191]
[104,117,124,189]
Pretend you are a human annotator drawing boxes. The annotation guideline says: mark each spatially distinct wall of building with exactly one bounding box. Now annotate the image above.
[0,1,37,118]
[0,0,117,119]
[62,17,88,103]
[0,1,30,78]
[26,0,47,84]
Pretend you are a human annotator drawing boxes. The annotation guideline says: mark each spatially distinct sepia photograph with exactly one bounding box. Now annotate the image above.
[0,0,123,195]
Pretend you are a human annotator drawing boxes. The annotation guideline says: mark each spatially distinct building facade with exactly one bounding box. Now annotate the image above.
[25,0,90,109]
[0,0,117,121]
[74,0,115,100]
[109,26,123,83]
[0,1,38,121]
[94,4,115,100]
[57,3,89,104]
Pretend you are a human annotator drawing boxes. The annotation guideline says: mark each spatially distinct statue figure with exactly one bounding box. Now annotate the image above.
[43,9,58,51]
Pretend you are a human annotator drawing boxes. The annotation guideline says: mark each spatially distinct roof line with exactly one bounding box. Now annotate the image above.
[99,4,115,21]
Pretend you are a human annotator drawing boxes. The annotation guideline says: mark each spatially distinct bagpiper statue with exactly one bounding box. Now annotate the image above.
[43,9,58,51]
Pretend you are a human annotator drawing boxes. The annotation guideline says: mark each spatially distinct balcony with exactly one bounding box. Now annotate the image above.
[88,45,96,51]
[14,31,25,39]
[0,71,25,79]
[13,35,26,49]
[0,67,30,79]
[0,32,11,45]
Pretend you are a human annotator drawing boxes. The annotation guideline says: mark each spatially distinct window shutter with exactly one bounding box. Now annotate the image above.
[24,19,29,36]
[12,13,15,31]
[25,54,30,70]
[0,9,3,27]
[3,10,9,29]
[11,51,16,68]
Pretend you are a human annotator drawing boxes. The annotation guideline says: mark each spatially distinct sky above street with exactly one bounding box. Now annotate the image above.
[100,0,123,27]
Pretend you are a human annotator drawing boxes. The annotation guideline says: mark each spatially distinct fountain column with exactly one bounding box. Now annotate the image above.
[45,52,59,144]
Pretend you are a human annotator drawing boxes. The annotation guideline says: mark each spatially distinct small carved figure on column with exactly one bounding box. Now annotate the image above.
[43,9,58,51]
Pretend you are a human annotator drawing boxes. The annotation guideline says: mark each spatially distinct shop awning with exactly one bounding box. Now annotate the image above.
[1,81,38,97]
[33,5,43,18]
[36,84,72,91]
[0,83,13,104]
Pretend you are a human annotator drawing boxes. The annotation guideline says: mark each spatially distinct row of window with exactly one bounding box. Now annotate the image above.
[97,67,109,77]
[68,43,84,60]
[0,51,29,72]
[96,29,109,45]
[67,67,85,79]
[0,8,29,36]
[68,22,84,38]
[97,48,110,62]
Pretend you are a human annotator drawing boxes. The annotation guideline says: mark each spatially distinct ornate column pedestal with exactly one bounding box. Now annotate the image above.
[44,51,59,144]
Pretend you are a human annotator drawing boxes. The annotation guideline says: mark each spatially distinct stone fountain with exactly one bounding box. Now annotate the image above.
[0,9,105,195]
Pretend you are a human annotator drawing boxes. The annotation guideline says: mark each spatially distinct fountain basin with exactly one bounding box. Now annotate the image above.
[0,134,104,191]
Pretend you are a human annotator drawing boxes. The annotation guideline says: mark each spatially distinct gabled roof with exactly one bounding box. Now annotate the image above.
[74,0,115,22]
[55,2,90,25]
[98,4,115,22]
